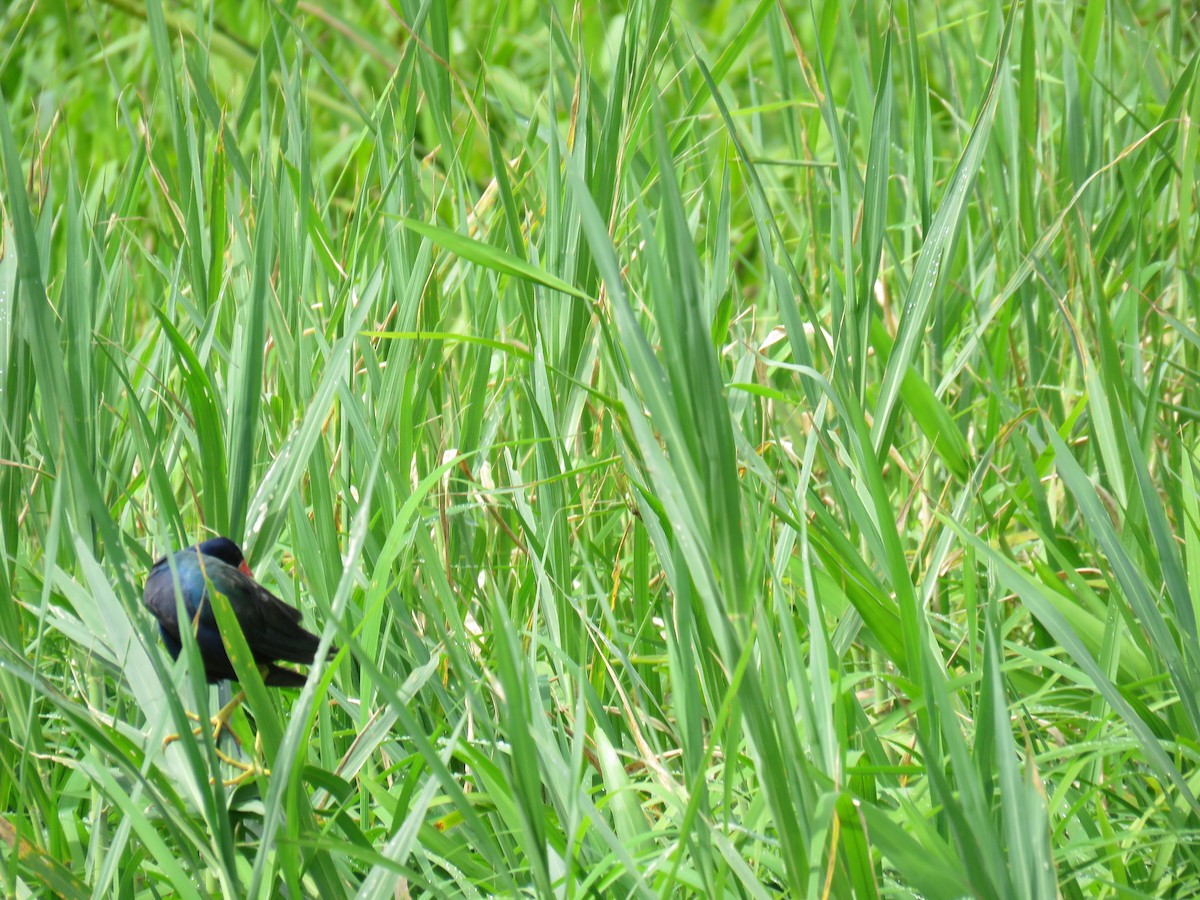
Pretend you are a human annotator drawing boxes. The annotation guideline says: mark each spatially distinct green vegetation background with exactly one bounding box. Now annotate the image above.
[1,0,1198,896]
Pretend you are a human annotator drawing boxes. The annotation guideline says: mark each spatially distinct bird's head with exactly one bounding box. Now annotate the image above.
[197,537,254,577]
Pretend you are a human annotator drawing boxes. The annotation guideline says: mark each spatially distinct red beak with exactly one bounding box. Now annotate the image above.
[239,561,254,578]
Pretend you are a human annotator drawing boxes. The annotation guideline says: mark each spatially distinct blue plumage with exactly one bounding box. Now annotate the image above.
[143,537,327,687]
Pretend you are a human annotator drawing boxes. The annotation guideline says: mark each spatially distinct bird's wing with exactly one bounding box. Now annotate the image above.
[198,558,322,665]
[196,557,298,626]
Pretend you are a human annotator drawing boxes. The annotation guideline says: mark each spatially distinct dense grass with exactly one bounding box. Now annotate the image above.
[2,0,1199,895]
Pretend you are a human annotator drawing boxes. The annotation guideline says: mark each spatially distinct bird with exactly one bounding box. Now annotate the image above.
[143,536,331,775]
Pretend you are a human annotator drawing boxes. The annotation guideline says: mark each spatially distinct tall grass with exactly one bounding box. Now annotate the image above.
[1,0,1198,895]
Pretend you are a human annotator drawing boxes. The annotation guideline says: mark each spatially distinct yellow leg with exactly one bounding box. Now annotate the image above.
[208,690,248,744]
[162,691,246,749]
[161,687,271,785]
[216,733,270,786]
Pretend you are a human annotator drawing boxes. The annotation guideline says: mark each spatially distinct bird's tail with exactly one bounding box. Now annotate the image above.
[253,621,325,665]
[263,664,311,688]
[262,645,338,686]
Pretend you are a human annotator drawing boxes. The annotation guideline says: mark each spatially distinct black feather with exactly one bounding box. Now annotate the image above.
[143,538,333,686]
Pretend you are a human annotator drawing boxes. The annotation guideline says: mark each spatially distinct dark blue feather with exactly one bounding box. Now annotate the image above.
[143,538,329,687]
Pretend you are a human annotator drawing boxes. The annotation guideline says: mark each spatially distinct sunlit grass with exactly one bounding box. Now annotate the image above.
[2,0,1199,895]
